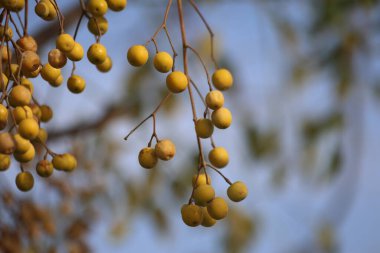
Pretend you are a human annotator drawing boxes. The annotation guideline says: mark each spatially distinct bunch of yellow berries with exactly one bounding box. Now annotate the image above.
[0,0,126,191]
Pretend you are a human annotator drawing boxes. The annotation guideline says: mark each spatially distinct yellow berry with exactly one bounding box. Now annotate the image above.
[181,204,203,227]
[30,104,42,120]
[0,154,11,171]
[40,105,53,122]
[5,63,19,80]
[36,159,53,177]
[0,132,15,154]
[155,139,176,161]
[96,56,112,72]
[201,207,216,227]
[1,45,11,62]
[14,144,35,163]
[166,71,188,93]
[0,104,8,130]
[15,171,34,192]
[193,184,215,206]
[13,134,31,153]
[87,43,107,65]
[127,45,148,67]
[52,153,77,172]
[56,33,75,53]
[138,147,157,169]
[48,49,67,68]
[24,65,41,78]
[66,42,84,62]
[206,90,224,110]
[8,85,32,107]
[0,25,13,41]
[212,68,233,90]
[195,118,214,139]
[35,127,48,143]
[192,173,211,187]
[36,0,57,21]
[87,16,108,36]
[18,118,39,140]
[227,181,248,202]
[0,73,8,91]
[207,197,228,220]
[67,75,86,94]
[50,75,63,87]
[41,63,61,83]
[3,0,25,12]
[13,106,33,124]
[208,147,229,168]
[16,36,37,52]
[211,107,232,129]
[20,78,34,94]
[153,52,173,73]
[87,0,108,17]
[106,0,126,11]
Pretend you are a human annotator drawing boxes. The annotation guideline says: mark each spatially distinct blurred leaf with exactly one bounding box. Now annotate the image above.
[246,126,279,159]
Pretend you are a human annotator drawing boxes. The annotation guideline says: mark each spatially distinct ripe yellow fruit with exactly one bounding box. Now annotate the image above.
[0,154,11,171]
[208,147,229,168]
[36,160,53,177]
[66,42,84,62]
[192,173,211,187]
[138,147,157,169]
[40,105,53,122]
[206,90,224,110]
[18,118,39,140]
[0,104,8,130]
[35,128,48,143]
[5,63,19,80]
[107,0,127,11]
[193,184,215,206]
[207,197,228,220]
[181,204,203,227]
[211,107,232,129]
[201,207,216,227]
[0,72,8,90]
[96,56,112,72]
[87,43,107,65]
[195,118,214,139]
[50,75,63,87]
[127,45,148,67]
[20,78,34,94]
[14,134,31,153]
[24,65,41,78]
[14,144,35,163]
[52,153,77,172]
[41,63,61,83]
[13,106,33,124]
[48,49,67,68]
[30,104,42,120]
[35,0,57,21]
[0,25,13,41]
[153,52,173,73]
[3,0,25,12]
[227,181,248,202]
[16,36,37,52]
[1,45,11,62]
[8,85,32,107]
[56,33,75,53]
[166,71,188,93]
[87,16,108,36]
[21,51,40,74]
[0,132,15,154]
[212,68,233,90]
[67,75,86,94]
[15,171,34,192]
[87,0,108,16]
[155,139,176,161]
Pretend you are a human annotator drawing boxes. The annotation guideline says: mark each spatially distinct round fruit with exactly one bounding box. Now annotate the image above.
[212,68,233,90]
[181,204,203,227]
[14,144,35,163]
[0,132,15,154]
[15,171,34,192]
[67,75,86,94]
[227,181,248,202]
[138,147,157,169]
[0,25,13,41]
[166,71,188,93]
[195,118,214,139]
[13,106,33,124]
[0,154,11,171]
[155,139,176,161]
[24,65,41,78]
[52,153,77,172]
[107,0,126,11]
[193,184,215,206]
[21,51,40,74]
[20,78,34,94]
[18,118,39,140]
[87,43,107,65]
[153,52,173,73]
[0,73,8,90]
[35,128,48,143]
[211,107,232,129]
[127,45,148,67]
[14,134,31,154]
[87,16,108,36]
[41,63,61,83]
[1,45,11,62]
[36,160,54,177]
[207,197,228,220]
[206,90,224,110]
[40,105,53,122]
[66,42,84,62]
[35,0,57,21]
[48,49,67,68]
[87,0,108,16]
[201,207,216,227]
[8,85,32,107]
[96,56,112,72]
[30,104,42,120]
[3,0,25,12]
[192,173,211,187]
[56,33,75,53]
[208,147,229,168]
[16,36,37,52]
[0,104,8,130]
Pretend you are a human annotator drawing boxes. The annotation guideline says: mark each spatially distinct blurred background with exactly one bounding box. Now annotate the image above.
[1,0,380,252]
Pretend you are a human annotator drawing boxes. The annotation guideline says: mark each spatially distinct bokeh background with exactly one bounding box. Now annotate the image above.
[1,0,380,252]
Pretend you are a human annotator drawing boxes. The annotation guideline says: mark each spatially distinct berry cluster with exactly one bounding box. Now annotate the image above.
[0,0,126,191]
[124,0,248,227]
